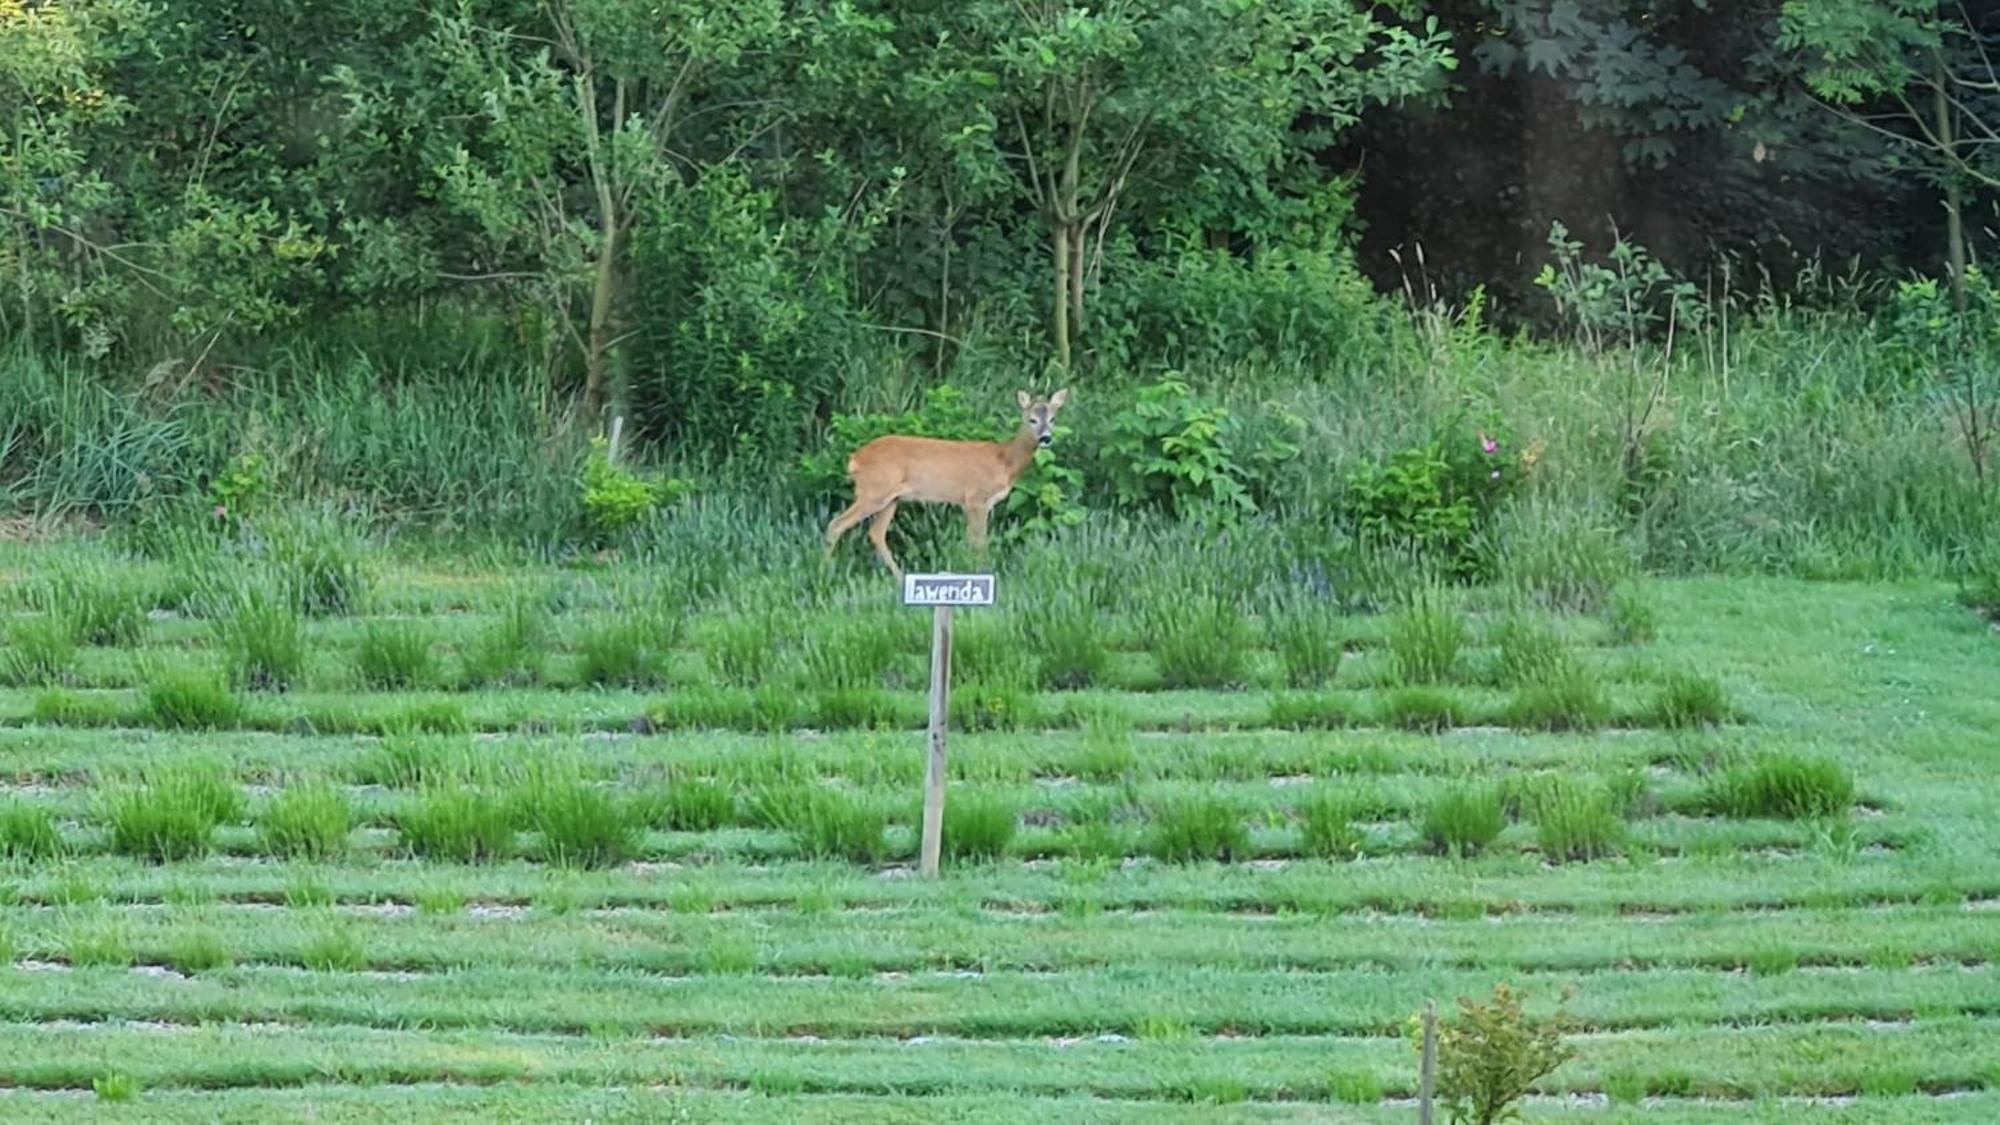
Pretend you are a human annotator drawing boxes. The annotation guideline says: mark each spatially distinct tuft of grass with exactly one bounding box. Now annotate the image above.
[1019,599,1110,690]
[397,785,517,863]
[31,687,122,727]
[1327,1070,1383,1105]
[257,782,352,861]
[262,508,373,616]
[44,566,146,646]
[1489,614,1568,688]
[576,618,670,688]
[1387,594,1465,684]
[166,928,233,974]
[950,683,1034,732]
[754,785,886,864]
[1074,717,1140,783]
[354,620,437,689]
[1266,691,1359,730]
[1147,795,1248,863]
[1378,686,1460,732]
[1602,1068,1646,1106]
[0,801,65,860]
[1504,658,1610,732]
[813,687,902,731]
[700,614,781,688]
[634,778,736,832]
[1604,585,1658,644]
[301,926,367,972]
[1145,595,1250,689]
[1492,500,1632,613]
[1646,668,1735,728]
[358,734,480,788]
[378,699,471,736]
[416,887,465,916]
[1268,600,1344,688]
[1421,785,1506,856]
[92,1073,140,1103]
[213,584,307,691]
[796,615,906,691]
[1531,780,1626,862]
[1959,561,2000,621]
[515,770,639,869]
[65,924,131,968]
[1700,753,1853,820]
[143,665,243,730]
[1,616,77,686]
[460,593,549,687]
[1297,788,1366,859]
[942,792,1018,862]
[102,763,244,863]
[954,615,1040,693]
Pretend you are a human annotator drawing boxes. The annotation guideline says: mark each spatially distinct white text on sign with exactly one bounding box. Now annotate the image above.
[902,573,996,607]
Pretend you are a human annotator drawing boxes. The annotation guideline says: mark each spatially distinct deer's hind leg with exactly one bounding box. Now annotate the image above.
[867,501,904,578]
[825,495,882,559]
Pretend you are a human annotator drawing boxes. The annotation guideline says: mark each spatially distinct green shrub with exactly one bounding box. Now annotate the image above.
[634,779,736,832]
[1489,614,1568,688]
[1379,686,1460,732]
[143,666,243,730]
[517,773,638,869]
[580,434,690,544]
[1104,377,1298,525]
[1646,668,1735,728]
[1269,600,1344,688]
[355,621,437,689]
[1700,754,1853,820]
[213,585,307,691]
[1432,983,1574,1125]
[576,619,668,688]
[1421,786,1506,856]
[1602,1068,1646,1106]
[943,792,1018,862]
[1531,781,1625,862]
[1504,659,1610,732]
[1297,788,1366,859]
[461,593,549,687]
[257,782,352,861]
[1327,1070,1383,1105]
[1339,420,1524,578]
[261,508,372,616]
[416,887,465,916]
[92,1073,140,1103]
[1388,595,1465,684]
[0,801,65,860]
[1147,795,1248,863]
[1491,500,1631,613]
[65,924,131,967]
[1074,719,1140,783]
[1144,594,1250,689]
[397,785,517,863]
[955,616,1039,692]
[1959,561,2000,621]
[1,616,77,686]
[1019,599,1110,690]
[44,567,146,646]
[950,683,1034,731]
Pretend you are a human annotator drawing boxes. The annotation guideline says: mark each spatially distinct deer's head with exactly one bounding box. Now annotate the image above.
[1017,388,1071,448]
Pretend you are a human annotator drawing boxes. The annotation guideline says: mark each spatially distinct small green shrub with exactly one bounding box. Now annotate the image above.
[257,783,352,861]
[517,773,638,869]
[634,779,736,832]
[397,785,517,863]
[1269,600,1344,688]
[757,786,887,864]
[143,666,243,730]
[0,801,64,860]
[1421,786,1506,856]
[1700,754,1853,820]
[1504,659,1610,732]
[1147,795,1248,863]
[1,616,77,686]
[1340,420,1525,578]
[1489,614,1568,688]
[1602,1067,1646,1106]
[1379,686,1460,732]
[1491,500,1631,613]
[166,928,233,974]
[1430,983,1573,1125]
[1104,377,1299,525]
[1388,595,1465,684]
[66,924,131,967]
[580,434,690,544]
[1531,781,1625,862]
[576,619,669,688]
[354,621,436,689]
[92,1072,140,1103]
[1959,562,2000,621]
[955,616,1039,692]
[1646,668,1735,728]
[301,927,367,972]
[214,585,307,691]
[1604,586,1658,644]
[1297,789,1366,859]
[461,594,549,687]
[942,792,1017,862]
[1144,594,1250,689]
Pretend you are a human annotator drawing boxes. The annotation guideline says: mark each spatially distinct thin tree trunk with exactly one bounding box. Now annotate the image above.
[1067,219,1086,342]
[1936,62,1967,322]
[579,75,626,425]
[1052,221,1071,370]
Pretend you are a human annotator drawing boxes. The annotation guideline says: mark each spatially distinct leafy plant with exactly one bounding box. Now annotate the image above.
[580,434,690,545]
[756,786,887,864]
[1103,377,1298,525]
[104,764,245,863]
[1425,983,1574,1125]
[1531,780,1625,862]
[1603,586,1658,644]
[634,779,736,832]
[1340,419,1526,578]
[1504,658,1610,732]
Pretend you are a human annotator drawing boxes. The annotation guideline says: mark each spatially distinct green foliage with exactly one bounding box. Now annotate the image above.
[1387,595,1465,685]
[1268,600,1344,688]
[143,665,243,730]
[0,801,65,861]
[43,567,147,647]
[103,764,244,863]
[206,451,271,520]
[1422,786,1505,857]
[1103,378,1298,525]
[1700,754,1854,820]
[1603,586,1659,645]
[257,783,352,862]
[301,927,368,972]
[576,619,670,689]
[1426,983,1575,1125]
[1489,614,1567,688]
[758,786,886,864]
[398,785,517,863]
[1017,596,1110,690]
[515,768,639,869]
[461,593,549,687]
[796,615,907,692]
[1535,221,1705,352]
[634,779,736,833]
[1147,795,1248,863]
[1,616,77,686]
[1504,658,1610,733]
[1297,788,1366,860]
[166,928,233,974]
[213,584,307,691]
[1531,780,1626,863]
[257,509,374,617]
[1647,668,1736,729]
[942,792,1018,862]
[1380,686,1461,732]
[1144,593,1250,689]
[354,621,438,690]
[92,1073,140,1103]
[580,436,690,545]
[700,614,781,688]
[1340,421,1525,578]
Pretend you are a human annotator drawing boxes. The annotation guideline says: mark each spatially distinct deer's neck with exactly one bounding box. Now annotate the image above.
[1001,426,1040,481]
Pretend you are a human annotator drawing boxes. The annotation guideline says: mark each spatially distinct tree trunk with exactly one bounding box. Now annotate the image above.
[1068,218,1086,342]
[582,218,619,425]
[1936,61,1968,322]
[1051,221,1072,370]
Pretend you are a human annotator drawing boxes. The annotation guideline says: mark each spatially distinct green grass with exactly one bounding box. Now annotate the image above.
[143,665,244,730]
[213,584,307,691]
[1699,753,1855,820]
[1,615,77,686]
[1146,795,1248,863]
[1421,785,1506,857]
[1647,668,1736,728]
[102,764,245,863]
[942,792,1018,862]
[396,785,517,863]
[0,800,65,860]
[354,620,437,689]
[1387,594,1465,685]
[256,783,352,861]
[515,770,639,869]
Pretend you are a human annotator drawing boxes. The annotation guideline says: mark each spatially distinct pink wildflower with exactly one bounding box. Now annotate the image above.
[1479,432,1498,455]
[213,504,227,518]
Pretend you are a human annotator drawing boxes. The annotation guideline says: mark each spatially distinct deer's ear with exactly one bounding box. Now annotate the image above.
[1017,390,1032,410]
[1048,388,1070,410]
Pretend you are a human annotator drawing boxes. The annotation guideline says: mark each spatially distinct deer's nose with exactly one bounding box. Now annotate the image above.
[1037,433,1053,447]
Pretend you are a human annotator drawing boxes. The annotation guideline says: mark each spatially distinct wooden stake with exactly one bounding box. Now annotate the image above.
[1419,999,1437,1125]
[920,604,953,877]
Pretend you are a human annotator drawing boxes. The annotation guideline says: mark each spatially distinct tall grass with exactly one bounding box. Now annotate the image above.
[397,785,517,863]
[1143,594,1250,689]
[513,766,639,869]
[1387,593,1464,685]
[257,782,353,861]
[212,583,307,691]
[354,621,437,689]
[102,763,245,862]
[1,616,76,686]
[1267,599,1344,688]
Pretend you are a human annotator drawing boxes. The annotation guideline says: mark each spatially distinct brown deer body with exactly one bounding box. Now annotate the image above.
[825,389,1070,578]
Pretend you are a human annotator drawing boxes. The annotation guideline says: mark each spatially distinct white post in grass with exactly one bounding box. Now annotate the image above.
[903,572,996,877]
[1419,999,1437,1125]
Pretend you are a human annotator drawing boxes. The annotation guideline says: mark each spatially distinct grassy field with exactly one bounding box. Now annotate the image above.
[0,535,1996,1122]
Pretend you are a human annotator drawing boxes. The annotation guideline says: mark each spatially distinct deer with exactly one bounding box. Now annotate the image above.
[824,388,1070,579]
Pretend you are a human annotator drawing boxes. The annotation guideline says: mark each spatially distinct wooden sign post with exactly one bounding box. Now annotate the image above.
[902,573,996,877]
